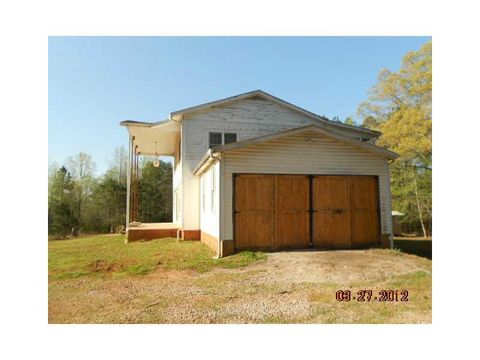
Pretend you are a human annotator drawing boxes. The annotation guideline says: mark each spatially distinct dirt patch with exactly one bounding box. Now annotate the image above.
[91,260,125,273]
[247,249,430,285]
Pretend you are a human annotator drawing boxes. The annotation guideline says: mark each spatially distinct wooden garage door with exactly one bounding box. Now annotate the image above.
[234,174,309,250]
[234,175,274,248]
[275,175,310,248]
[312,175,380,249]
[312,176,352,248]
[350,176,381,247]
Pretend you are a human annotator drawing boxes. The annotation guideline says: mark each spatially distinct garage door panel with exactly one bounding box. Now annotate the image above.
[313,211,351,248]
[234,175,274,249]
[312,176,351,248]
[352,176,379,211]
[235,174,309,250]
[235,175,274,211]
[353,212,379,247]
[312,175,380,249]
[235,213,274,248]
[351,176,380,246]
[313,176,349,209]
[275,175,310,248]
[276,212,310,248]
[276,176,309,210]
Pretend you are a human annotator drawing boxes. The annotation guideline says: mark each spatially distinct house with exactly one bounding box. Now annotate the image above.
[120,90,398,257]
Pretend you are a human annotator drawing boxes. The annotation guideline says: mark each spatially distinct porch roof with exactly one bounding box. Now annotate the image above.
[120,119,180,156]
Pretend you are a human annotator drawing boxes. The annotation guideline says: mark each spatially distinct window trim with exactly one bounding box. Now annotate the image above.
[208,131,223,148]
[224,132,238,145]
[208,131,239,148]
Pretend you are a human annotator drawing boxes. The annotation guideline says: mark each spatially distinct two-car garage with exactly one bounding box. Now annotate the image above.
[234,174,380,251]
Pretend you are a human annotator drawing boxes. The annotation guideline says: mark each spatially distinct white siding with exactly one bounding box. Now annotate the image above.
[199,161,220,238]
[222,130,393,240]
[180,97,372,230]
[172,137,182,224]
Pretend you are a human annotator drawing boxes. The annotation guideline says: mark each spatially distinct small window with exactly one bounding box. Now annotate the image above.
[209,132,222,148]
[224,133,238,144]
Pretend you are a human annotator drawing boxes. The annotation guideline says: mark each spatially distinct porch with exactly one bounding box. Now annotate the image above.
[126,222,180,242]
[126,222,201,242]
[121,119,183,242]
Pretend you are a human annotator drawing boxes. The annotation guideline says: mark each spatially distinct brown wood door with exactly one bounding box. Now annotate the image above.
[234,174,275,248]
[235,174,380,250]
[312,175,380,249]
[274,175,310,248]
[351,176,380,248]
[234,174,310,249]
[312,176,352,248]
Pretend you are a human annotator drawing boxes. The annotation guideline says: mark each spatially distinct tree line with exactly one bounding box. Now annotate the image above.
[48,147,172,236]
[356,40,432,237]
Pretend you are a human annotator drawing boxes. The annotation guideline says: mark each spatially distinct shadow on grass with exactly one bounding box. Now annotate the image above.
[394,238,432,259]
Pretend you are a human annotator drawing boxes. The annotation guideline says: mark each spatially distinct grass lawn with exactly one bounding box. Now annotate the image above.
[394,237,432,259]
[49,235,265,278]
[49,235,431,324]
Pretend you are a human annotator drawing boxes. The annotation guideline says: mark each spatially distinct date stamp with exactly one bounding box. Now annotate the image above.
[335,290,409,302]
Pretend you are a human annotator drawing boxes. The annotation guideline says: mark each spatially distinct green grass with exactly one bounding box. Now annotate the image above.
[48,235,266,279]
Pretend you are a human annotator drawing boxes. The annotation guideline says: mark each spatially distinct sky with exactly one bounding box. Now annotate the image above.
[49,36,430,174]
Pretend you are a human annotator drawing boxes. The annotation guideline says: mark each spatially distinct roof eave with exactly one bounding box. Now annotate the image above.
[120,118,177,128]
[213,124,398,160]
[192,149,222,176]
[169,89,380,137]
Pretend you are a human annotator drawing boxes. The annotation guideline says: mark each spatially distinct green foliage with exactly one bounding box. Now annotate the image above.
[48,166,76,235]
[48,147,173,235]
[343,116,356,126]
[138,160,173,223]
[358,40,432,236]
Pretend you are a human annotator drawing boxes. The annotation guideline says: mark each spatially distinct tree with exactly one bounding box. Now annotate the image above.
[357,40,432,237]
[65,152,96,230]
[106,146,128,183]
[48,150,173,235]
[138,159,173,223]
[48,166,75,235]
[344,116,356,126]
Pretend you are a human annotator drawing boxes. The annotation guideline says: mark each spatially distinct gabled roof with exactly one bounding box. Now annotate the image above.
[120,90,379,137]
[169,90,380,137]
[193,124,398,175]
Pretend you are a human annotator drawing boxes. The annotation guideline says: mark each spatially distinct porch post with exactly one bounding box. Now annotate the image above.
[132,145,139,222]
[126,135,135,228]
